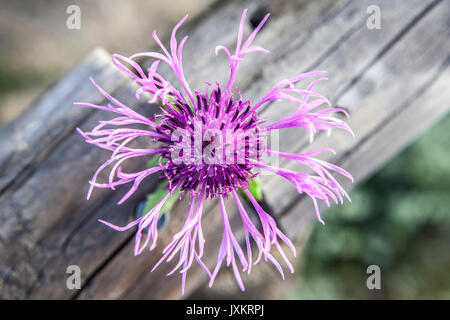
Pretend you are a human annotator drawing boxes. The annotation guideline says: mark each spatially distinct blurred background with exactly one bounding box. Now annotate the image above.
[0,0,213,125]
[289,113,450,299]
[0,0,448,299]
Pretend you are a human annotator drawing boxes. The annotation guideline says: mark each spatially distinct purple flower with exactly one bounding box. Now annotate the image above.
[76,9,353,294]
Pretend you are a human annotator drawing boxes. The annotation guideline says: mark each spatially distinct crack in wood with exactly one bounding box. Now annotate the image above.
[1,0,448,299]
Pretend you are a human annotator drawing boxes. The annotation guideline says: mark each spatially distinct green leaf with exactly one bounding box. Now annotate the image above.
[162,100,179,112]
[241,176,263,202]
[147,156,167,169]
[141,182,181,218]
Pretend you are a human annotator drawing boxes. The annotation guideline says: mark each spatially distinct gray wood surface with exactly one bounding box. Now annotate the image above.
[0,0,448,299]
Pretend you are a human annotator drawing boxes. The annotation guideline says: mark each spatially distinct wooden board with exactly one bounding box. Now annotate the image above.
[0,0,448,299]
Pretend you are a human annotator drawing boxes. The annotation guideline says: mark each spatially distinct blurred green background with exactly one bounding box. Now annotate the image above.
[290,114,450,299]
[1,0,448,300]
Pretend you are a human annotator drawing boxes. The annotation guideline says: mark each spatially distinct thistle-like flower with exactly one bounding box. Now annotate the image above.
[76,10,353,294]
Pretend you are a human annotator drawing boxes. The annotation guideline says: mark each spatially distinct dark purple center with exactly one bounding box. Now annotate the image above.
[151,86,266,198]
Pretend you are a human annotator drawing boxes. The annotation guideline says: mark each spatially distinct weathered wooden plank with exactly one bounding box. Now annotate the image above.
[74,0,443,299]
[0,49,132,299]
[0,49,128,298]
[193,0,450,298]
[1,0,448,300]
[75,199,224,299]
[0,0,348,297]
[0,48,128,193]
[281,26,450,239]
[0,82,163,299]
[263,0,448,218]
[70,0,365,299]
[281,55,450,243]
[152,0,352,99]
[0,0,272,299]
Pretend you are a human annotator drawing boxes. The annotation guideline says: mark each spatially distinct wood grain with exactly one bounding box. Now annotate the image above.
[0,0,448,299]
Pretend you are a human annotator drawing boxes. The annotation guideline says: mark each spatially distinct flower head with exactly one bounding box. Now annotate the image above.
[76,9,353,295]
